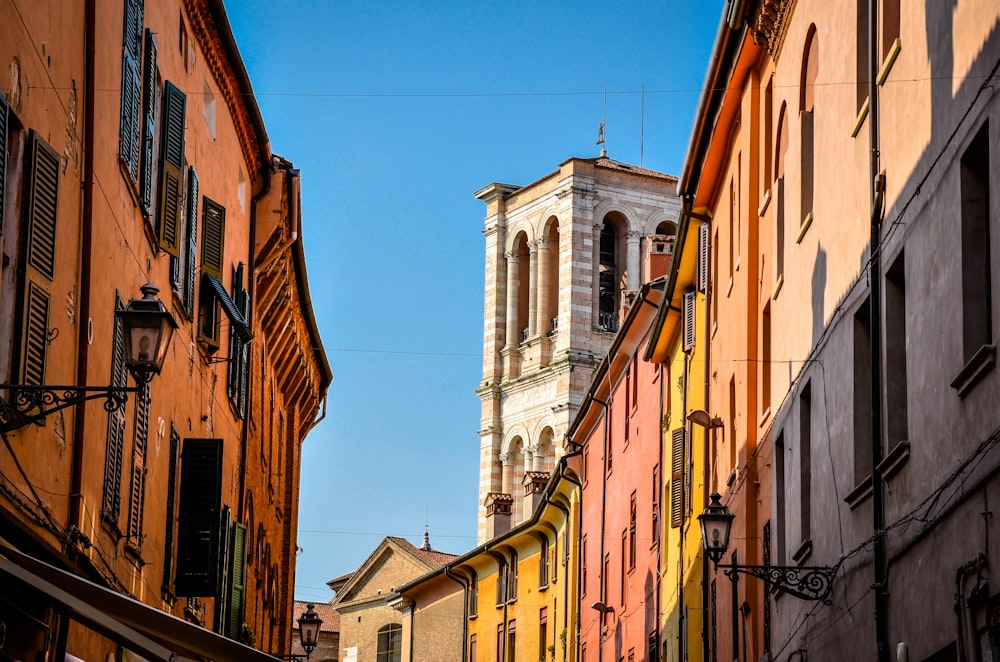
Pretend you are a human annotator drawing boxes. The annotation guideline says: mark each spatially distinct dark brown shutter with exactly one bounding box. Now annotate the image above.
[175,438,223,597]
[670,428,684,528]
[102,294,128,522]
[157,82,185,256]
[682,291,696,353]
[228,523,247,640]
[127,382,151,545]
[139,29,157,216]
[19,132,59,386]
[184,166,199,318]
[162,424,180,594]
[201,197,225,279]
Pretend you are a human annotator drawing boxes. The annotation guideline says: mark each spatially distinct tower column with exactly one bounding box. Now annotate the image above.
[626,230,642,292]
[527,241,539,339]
[500,452,514,496]
[536,237,551,336]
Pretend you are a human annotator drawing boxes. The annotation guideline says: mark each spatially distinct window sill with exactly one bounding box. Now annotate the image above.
[727,276,734,298]
[791,538,812,565]
[772,273,784,300]
[845,475,873,510]
[124,542,146,568]
[758,188,771,217]
[851,97,870,138]
[877,39,902,86]
[878,440,910,481]
[796,212,813,244]
[758,407,771,429]
[951,344,996,397]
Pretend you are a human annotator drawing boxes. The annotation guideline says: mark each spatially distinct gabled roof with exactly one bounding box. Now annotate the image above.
[328,536,457,606]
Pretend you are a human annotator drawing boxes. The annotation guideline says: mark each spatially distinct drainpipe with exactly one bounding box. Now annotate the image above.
[657,362,664,662]
[679,353,690,662]
[443,567,470,662]
[70,0,97,533]
[867,0,888,660]
[544,485,572,662]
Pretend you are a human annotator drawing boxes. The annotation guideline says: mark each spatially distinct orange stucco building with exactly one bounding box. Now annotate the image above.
[0,0,330,659]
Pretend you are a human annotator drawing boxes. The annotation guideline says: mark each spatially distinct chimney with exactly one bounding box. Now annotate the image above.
[643,234,674,282]
[485,492,513,539]
[523,471,550,517]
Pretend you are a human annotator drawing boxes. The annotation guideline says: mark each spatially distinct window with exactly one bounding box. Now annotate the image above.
[157,81,185,257]
[102,294,128,526]
[203,80,216,140]
[954,122,994,394]
[496,559,507,606]
[538,608,548,662]
[762,304,771,414]
[799,383,812,549]
[603,554,610,605]
[651,464,660,547]
[683,291,696,352]
[856,0,870,114]
[468,573,478,618]
[175,438,223,597]
[508,551,518,601]
[227,263,250,418]
[728,377,737,473]
[469,634,476,661]
[162,424,181,598]
[776,432,787,564]
[774,103,788,285]
[599,221,619,331]
[226,522,247,640]
[551,534,558,583]
[539,536,549,587]
[628,491,636,570]
[174,166,199,319]
[138,29,157,217]
[119,0,144,183]
[197,197,235,351]
[800,27,818,225]
[582,535,588,595]
[620,529,627,605]
[881,0,900,61]
[853,298,873,488]
[506,620,516,662]
[885,253,908,447]
[496,624,504,662]
[376,624,402,662]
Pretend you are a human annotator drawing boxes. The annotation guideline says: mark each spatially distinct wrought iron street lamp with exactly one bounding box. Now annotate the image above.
[0,283,176,433]
[297,603,322,661]
[698,492,837,603]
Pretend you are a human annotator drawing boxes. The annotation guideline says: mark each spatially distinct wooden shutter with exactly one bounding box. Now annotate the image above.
[19,132,59,386]
[697,222,709,293]
[139,29,157,216]
[228,264,249,418]
[157,82,185,256]
[184,166,199,318]
[0,91,8,232]
[162,424,180,594]
[118,0,143,182]
[682,290,696,353]
[201,197,225,279]
[670,428,684,528]
[127,382,151,545]
[228,523,247,640]
[175,438,223,597]
[102,295,128,522]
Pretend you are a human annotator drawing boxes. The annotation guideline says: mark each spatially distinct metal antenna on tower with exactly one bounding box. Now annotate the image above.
[597,81,608,158]
[641,83,646,167]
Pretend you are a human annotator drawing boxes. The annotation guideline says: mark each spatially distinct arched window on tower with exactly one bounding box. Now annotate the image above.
[598,212,627,332]
[509,232,531,345]
[543,218,560,334]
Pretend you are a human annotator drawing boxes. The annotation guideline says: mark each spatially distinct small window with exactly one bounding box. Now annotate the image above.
[203,80,216,140]
[376,624,402,662]
[539,537,549,587]
[237,168,246,213]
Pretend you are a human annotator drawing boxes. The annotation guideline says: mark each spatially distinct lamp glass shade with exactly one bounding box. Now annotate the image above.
[118,284,177,379]
[698,492,734,563]
[297,604,322,652]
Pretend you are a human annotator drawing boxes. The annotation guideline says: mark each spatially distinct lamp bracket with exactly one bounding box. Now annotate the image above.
[0,384,140,433]
[716,562,836,603]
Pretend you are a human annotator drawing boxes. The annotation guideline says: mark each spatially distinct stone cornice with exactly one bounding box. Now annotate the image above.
[183,0,267,175]
[752,0,797,60]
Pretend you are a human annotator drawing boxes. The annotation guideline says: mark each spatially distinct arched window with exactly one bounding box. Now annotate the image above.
[512,232,530,343]
[655,221,677,239]
[377,624,402,662]
[775,102,789,281]
[598,212,627,332]
[800,26,818,222]
[543,218,560,334]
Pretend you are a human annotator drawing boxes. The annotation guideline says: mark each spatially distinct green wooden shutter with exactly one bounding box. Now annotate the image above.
[228,523,247,640]
[184,166,199,318]
[157,82,185,256]
[0,91,8,233]
[139,29,157,216]
[670,428,684,528]
[175,438,223,597]
[19,132,59,386]
[102,295,128,522]
[201,197,225,279]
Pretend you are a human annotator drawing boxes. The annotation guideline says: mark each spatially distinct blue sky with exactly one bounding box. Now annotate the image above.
[226,1,722,603]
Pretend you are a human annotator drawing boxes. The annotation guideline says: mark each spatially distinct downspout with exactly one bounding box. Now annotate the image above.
[70,0,97,532]
[592,396,609,662]
[443,567,470,662]
[867,0,888,660]
[544,485,572,662]
[679,353,690,662]
[657,362,664,662]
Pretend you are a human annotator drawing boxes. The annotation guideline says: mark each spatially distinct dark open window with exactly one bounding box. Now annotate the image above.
[175,438,223,597]
[227,263,251,417]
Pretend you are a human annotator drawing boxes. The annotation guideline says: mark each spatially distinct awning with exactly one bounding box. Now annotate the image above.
[203,274,252,342]
[0,541,278,662]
